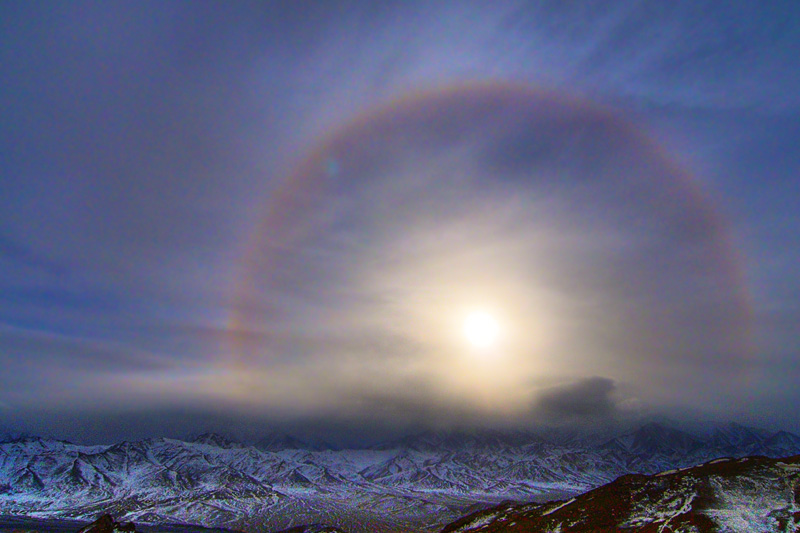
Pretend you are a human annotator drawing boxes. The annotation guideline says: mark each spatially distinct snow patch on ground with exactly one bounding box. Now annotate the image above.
[542,498,575,516]
[451,511,500,532]
[703,474,796,532]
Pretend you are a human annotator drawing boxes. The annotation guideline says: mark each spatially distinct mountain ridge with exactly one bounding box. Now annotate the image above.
[1,422,799,533]
[439,453,800,532]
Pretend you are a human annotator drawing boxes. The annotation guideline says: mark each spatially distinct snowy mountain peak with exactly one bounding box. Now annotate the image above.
[709,421,770,452]
[758,430,800,456]
[603,422,705,456]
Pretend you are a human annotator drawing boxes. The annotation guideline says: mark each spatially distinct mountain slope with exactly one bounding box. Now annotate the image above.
[440,455,800,532]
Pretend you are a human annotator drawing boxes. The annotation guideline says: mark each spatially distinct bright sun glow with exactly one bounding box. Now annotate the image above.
[462,310,501,349]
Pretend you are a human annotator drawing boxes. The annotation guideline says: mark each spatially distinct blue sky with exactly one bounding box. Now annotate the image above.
[1,1,798,444]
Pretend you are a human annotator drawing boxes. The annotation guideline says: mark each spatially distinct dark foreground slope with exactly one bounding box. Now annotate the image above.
[441,455,800,532]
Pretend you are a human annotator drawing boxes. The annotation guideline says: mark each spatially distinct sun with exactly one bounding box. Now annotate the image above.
[462,310,501,350]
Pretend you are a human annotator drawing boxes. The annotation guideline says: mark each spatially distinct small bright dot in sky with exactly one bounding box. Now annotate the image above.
[462,310,501,350]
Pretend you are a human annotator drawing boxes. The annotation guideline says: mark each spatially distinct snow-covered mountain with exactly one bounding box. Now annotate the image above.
[1,423,798,533]
[440,454,800,532]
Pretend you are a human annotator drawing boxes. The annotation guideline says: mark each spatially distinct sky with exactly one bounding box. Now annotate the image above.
[1,1,799,445]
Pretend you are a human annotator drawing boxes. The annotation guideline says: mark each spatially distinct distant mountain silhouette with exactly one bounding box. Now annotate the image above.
[254,433,317,452]
[599,422,706,456]
[192,433,243,449]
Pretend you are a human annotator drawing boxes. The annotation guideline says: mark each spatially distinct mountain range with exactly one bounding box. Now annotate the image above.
[1,422,799,533]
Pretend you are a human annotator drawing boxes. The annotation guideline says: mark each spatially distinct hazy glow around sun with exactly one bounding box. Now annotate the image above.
[462,310,501,350]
